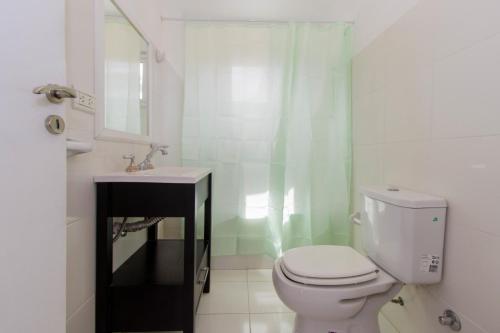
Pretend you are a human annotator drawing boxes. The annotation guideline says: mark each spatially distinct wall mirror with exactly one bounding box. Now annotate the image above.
[96,0,152,142]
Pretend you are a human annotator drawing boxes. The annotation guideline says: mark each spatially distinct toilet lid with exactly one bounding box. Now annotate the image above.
[281,245,379,286]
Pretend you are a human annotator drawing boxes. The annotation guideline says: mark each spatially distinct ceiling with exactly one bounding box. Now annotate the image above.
[158,0,366,22]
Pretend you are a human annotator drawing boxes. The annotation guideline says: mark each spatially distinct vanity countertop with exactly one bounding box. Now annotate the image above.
[94,166,211,184]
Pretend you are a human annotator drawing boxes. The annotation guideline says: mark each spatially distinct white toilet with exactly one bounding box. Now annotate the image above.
[273,186,447,333]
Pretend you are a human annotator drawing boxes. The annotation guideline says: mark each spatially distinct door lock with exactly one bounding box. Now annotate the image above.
[45,115,65,135]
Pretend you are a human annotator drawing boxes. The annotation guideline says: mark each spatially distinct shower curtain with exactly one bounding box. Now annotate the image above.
[182,22,352,258]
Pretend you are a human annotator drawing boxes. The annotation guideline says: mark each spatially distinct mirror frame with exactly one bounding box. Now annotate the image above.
[94,0,153,144]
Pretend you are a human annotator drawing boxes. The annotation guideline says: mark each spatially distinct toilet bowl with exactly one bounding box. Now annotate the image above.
[272,245,402,333]
[272,186,448,333]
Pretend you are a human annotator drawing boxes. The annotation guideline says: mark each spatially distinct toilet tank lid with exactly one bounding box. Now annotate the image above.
[360,186,447,208]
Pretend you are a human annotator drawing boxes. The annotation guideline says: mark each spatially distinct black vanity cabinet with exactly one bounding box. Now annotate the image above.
[95,169,212,333]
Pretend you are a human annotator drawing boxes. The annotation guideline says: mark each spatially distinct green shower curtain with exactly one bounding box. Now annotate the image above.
[182,22,352,258]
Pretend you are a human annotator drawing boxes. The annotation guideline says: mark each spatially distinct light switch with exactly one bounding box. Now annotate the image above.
[71,89,96,113]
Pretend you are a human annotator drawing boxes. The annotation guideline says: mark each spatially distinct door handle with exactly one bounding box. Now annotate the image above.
[33,84,77,104]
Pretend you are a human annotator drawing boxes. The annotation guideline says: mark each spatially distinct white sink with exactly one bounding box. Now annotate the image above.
[94,166,211,184]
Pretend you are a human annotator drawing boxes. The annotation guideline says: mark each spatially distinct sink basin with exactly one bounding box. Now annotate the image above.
[94,166,211,184]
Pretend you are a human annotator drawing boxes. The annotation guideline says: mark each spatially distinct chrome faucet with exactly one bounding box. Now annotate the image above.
[123,144,168,172]
[137,144,169,170]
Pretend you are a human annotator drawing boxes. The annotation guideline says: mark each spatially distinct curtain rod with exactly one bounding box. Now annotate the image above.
[161,17,355,25]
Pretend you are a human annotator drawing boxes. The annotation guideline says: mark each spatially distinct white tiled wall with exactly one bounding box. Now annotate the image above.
[352,0,500,332]
[65,1,184,332]
[353,0,418,54]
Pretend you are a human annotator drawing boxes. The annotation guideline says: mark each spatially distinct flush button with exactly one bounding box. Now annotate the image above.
[45,115,65,135]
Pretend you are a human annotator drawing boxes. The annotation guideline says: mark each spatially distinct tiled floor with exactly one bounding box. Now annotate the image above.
[196,269,294,333]
[135,269,396,333]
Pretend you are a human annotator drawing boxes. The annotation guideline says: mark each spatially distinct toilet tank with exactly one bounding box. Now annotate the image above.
[360,186,447,284]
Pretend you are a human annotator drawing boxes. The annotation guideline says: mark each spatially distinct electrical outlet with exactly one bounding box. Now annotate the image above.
[72,89,96,114]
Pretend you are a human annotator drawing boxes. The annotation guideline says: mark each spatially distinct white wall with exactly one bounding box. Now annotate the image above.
[65,0,183,332]
[115,0,165,50]
[352,0,500,332]
[353,0,417,54]
[159,0,363,22]
[156,20,185,165]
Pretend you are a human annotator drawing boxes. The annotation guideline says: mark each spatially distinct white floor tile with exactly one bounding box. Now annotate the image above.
[248,282,293,314]
[211,270,247,282]
[196,314,251,333]
[247,269,273,282]
[250,313,295,333]
[198,282,249,314]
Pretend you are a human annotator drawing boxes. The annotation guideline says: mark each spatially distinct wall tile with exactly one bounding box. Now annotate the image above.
[246,255,274,269]
[113,228,148,272]
[379,313,398,333]
[380,4,436,143]
[383,65,433,142]
[350,224,364,255]
[212,255,249,270]
[353,92,385,145]
[67,109,94,133]
[353,1,500,332]
[353,0,418,55]
[67,127,94,144]
[67,218,95,316]
[433,0,500,61]
[352,39,385,100]
[153,60,184,157]
[211,255,275,270]
[352,144,384,210]
[66,296,95,333]
[381,141,429,191]
[433,33,500,139]
[66,0,94,94]
[67,170,95,220]
[428,223,500,333]
[67,297,95,333]
[382,285,487,333]
[423,136,500,236]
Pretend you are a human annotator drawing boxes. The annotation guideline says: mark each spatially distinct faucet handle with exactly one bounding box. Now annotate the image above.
[123,154,138,173]
[152,144,169,155]
[123,153,135,160]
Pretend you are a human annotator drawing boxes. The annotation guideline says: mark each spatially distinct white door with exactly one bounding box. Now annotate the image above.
[0,1,66,333]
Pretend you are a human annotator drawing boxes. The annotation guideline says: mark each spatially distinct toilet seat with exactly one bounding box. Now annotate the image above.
[280,245,379,286]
